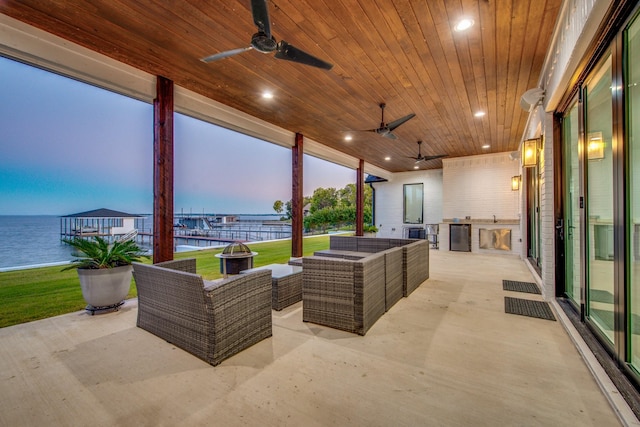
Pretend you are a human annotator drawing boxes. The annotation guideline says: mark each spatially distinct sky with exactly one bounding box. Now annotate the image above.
[0,56,356,215]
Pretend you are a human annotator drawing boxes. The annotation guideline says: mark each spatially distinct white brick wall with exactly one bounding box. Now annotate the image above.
[540,112,556,298]
[541,0,609,108]
[372,152,522,255]
[442,153,520,220]
[372,169,443,239]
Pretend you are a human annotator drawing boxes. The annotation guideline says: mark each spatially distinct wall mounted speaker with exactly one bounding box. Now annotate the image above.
[520,88,545,111]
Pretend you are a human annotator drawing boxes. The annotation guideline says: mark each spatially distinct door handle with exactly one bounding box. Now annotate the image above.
[555,219,564,241]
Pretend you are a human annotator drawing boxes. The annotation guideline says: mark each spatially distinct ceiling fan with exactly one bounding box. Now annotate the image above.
[363,103,415,140]
[200,0,333,70]
[408,140,448,163]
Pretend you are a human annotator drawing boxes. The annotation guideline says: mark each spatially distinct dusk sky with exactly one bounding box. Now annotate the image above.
[0,56,355,216]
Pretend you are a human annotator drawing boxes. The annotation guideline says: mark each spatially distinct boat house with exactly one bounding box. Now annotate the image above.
[60,208,144,242]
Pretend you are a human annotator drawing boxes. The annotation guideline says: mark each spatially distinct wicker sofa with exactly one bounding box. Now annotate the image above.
[325,236,430,297]
[132,258,272,366]
[302,236,429,335]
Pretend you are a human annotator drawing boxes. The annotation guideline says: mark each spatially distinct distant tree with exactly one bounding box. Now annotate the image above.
[285,200,292,220]
[338,183,356,208]
[338,183,373,210]
[309,187,338,213]
[273,200,284,214]
[273,183,374,231]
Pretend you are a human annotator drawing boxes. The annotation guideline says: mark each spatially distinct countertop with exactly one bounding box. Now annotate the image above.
[441,218,520,225]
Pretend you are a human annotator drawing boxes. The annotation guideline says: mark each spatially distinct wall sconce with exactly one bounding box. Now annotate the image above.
[511,175,521,191]
[587,132,605,160]
[522,138,539,167]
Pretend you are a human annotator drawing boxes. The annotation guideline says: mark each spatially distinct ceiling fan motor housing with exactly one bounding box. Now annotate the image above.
[251,33,277,53]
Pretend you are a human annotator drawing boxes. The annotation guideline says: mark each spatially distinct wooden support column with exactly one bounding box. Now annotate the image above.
[153,76,174,263]
[291,133,304,257]
[356,159,364,236]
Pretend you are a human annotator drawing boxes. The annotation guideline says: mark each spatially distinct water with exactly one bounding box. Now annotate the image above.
[0,215,74,270]
[0,214,284,270]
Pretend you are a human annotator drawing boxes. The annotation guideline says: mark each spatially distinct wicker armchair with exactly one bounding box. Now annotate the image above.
[132,259,272,366]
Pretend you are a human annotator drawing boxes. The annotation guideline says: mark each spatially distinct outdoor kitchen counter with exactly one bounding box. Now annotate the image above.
[439,220,521,254]
[442,218,520,225]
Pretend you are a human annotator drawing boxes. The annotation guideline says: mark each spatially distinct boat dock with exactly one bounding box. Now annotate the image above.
[60,210,291,249]
[136,231,246,248]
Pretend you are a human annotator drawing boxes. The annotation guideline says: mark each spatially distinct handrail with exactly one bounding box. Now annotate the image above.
[116,229,138,242]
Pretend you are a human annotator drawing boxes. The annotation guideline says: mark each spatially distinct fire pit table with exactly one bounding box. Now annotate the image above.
[240,263,303,311]
[215,241,258,277]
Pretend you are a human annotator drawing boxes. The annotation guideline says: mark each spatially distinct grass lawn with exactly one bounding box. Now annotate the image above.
[0,235,331,328]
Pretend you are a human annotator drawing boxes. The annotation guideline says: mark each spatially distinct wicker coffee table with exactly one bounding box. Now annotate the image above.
[240,263,303,310]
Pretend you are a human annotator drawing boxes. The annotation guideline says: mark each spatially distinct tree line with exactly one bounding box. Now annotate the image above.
[273,183,375,232]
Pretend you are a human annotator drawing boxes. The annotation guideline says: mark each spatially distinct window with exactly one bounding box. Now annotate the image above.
[403,183,423,224]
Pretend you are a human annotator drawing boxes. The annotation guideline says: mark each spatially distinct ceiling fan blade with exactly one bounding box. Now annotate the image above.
[275,41,333,70]
[387,113,416,131]
[423,154,449,161]
[251,0,272,38]
[365,127,395,138]
[201,46,253,63]
[364,127,384,133]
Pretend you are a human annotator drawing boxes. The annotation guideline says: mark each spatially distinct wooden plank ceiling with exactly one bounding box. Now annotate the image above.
[0,0,561,173]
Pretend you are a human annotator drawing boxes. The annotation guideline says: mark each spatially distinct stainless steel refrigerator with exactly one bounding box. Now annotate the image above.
[450,224,471,252]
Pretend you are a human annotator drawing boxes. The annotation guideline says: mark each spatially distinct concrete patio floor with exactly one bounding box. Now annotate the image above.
[0,250,635,426]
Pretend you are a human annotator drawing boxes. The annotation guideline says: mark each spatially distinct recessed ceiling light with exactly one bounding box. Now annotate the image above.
[262,91,274,99]
[344,135,353,141]
[414,165,420,170]
[384,156,391,161]
[482,144,490,149]
[474,111,485,117]
[454,18,474,32]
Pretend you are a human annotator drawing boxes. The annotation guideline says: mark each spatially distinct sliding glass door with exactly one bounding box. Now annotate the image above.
[526,164,541,268]
[562,102,581,304]
[584,53,614,343]
[627,13,640,372]
[555,3,640,384]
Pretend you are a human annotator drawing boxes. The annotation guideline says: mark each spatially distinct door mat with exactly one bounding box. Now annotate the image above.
[505,297,556,321]
[502,279,541,295]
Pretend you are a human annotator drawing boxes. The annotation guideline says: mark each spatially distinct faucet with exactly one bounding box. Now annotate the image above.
[493,215,497,223]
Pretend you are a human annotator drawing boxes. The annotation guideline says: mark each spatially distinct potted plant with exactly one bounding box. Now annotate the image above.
[363,224,379,237]
[62,236,148,313]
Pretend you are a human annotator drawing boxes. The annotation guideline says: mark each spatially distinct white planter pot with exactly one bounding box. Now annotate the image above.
[77,265,133,309]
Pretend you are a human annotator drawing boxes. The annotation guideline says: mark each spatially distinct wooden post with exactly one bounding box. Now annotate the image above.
[356,159,364,236]
[292,133,304,257]
[153,76,174,263]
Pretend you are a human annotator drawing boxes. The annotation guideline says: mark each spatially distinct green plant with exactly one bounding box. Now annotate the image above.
[1,236,331,328]
[61,236,149,270]
[363,224,378,233]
